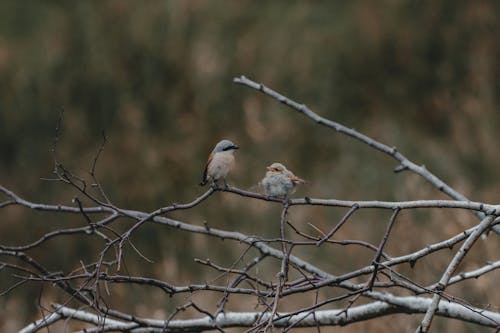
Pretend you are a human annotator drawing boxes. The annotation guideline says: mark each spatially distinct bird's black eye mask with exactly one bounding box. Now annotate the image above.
[223,145,239,151]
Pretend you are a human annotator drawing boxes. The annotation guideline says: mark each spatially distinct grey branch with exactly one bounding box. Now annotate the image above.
[21,298,500,333]
[416,214,497,332]
[3,76,500,332]
[233,75,500,234]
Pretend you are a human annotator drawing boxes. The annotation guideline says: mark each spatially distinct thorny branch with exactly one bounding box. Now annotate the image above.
[1,76,499,332]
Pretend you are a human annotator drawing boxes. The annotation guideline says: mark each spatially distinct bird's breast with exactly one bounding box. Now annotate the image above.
[207,152,235,179]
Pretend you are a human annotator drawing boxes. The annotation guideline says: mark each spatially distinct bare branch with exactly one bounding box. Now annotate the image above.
[416,214,497,332]
[3,76,499,332]
[366,208,400,290]
[233,75,500,239]
[22,298,499,332]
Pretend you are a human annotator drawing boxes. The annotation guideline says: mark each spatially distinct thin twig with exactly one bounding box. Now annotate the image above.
[316,204,359,246]
[366,208,400,290]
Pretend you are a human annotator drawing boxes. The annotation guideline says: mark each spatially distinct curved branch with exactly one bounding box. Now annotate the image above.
[232,75,497,229]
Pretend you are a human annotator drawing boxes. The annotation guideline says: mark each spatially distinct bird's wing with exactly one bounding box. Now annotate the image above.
[289,173,306,184]
[200,151,214,186]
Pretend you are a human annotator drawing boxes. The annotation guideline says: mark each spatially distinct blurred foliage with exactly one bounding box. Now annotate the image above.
[0,1,499,331]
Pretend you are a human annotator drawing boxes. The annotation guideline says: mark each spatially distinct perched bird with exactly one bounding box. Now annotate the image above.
[261,162,305,198]
[200,139,239,186]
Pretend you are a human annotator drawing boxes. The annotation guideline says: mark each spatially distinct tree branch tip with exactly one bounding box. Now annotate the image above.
[487,208,497,215]
[393,164,408,173]
[232,75,246,83]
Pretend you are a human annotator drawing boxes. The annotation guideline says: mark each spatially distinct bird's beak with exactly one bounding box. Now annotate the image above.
[266,166,272,171]
[232,145,239,150]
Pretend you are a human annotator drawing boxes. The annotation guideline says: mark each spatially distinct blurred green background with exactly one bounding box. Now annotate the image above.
[0,1,499,332]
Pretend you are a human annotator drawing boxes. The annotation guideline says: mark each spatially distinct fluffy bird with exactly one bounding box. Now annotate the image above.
[261,162,305,198]
[200,139,239,186]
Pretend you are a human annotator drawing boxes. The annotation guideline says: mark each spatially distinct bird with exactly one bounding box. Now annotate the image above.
[260,162,305,198]
[200,139,239,186]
